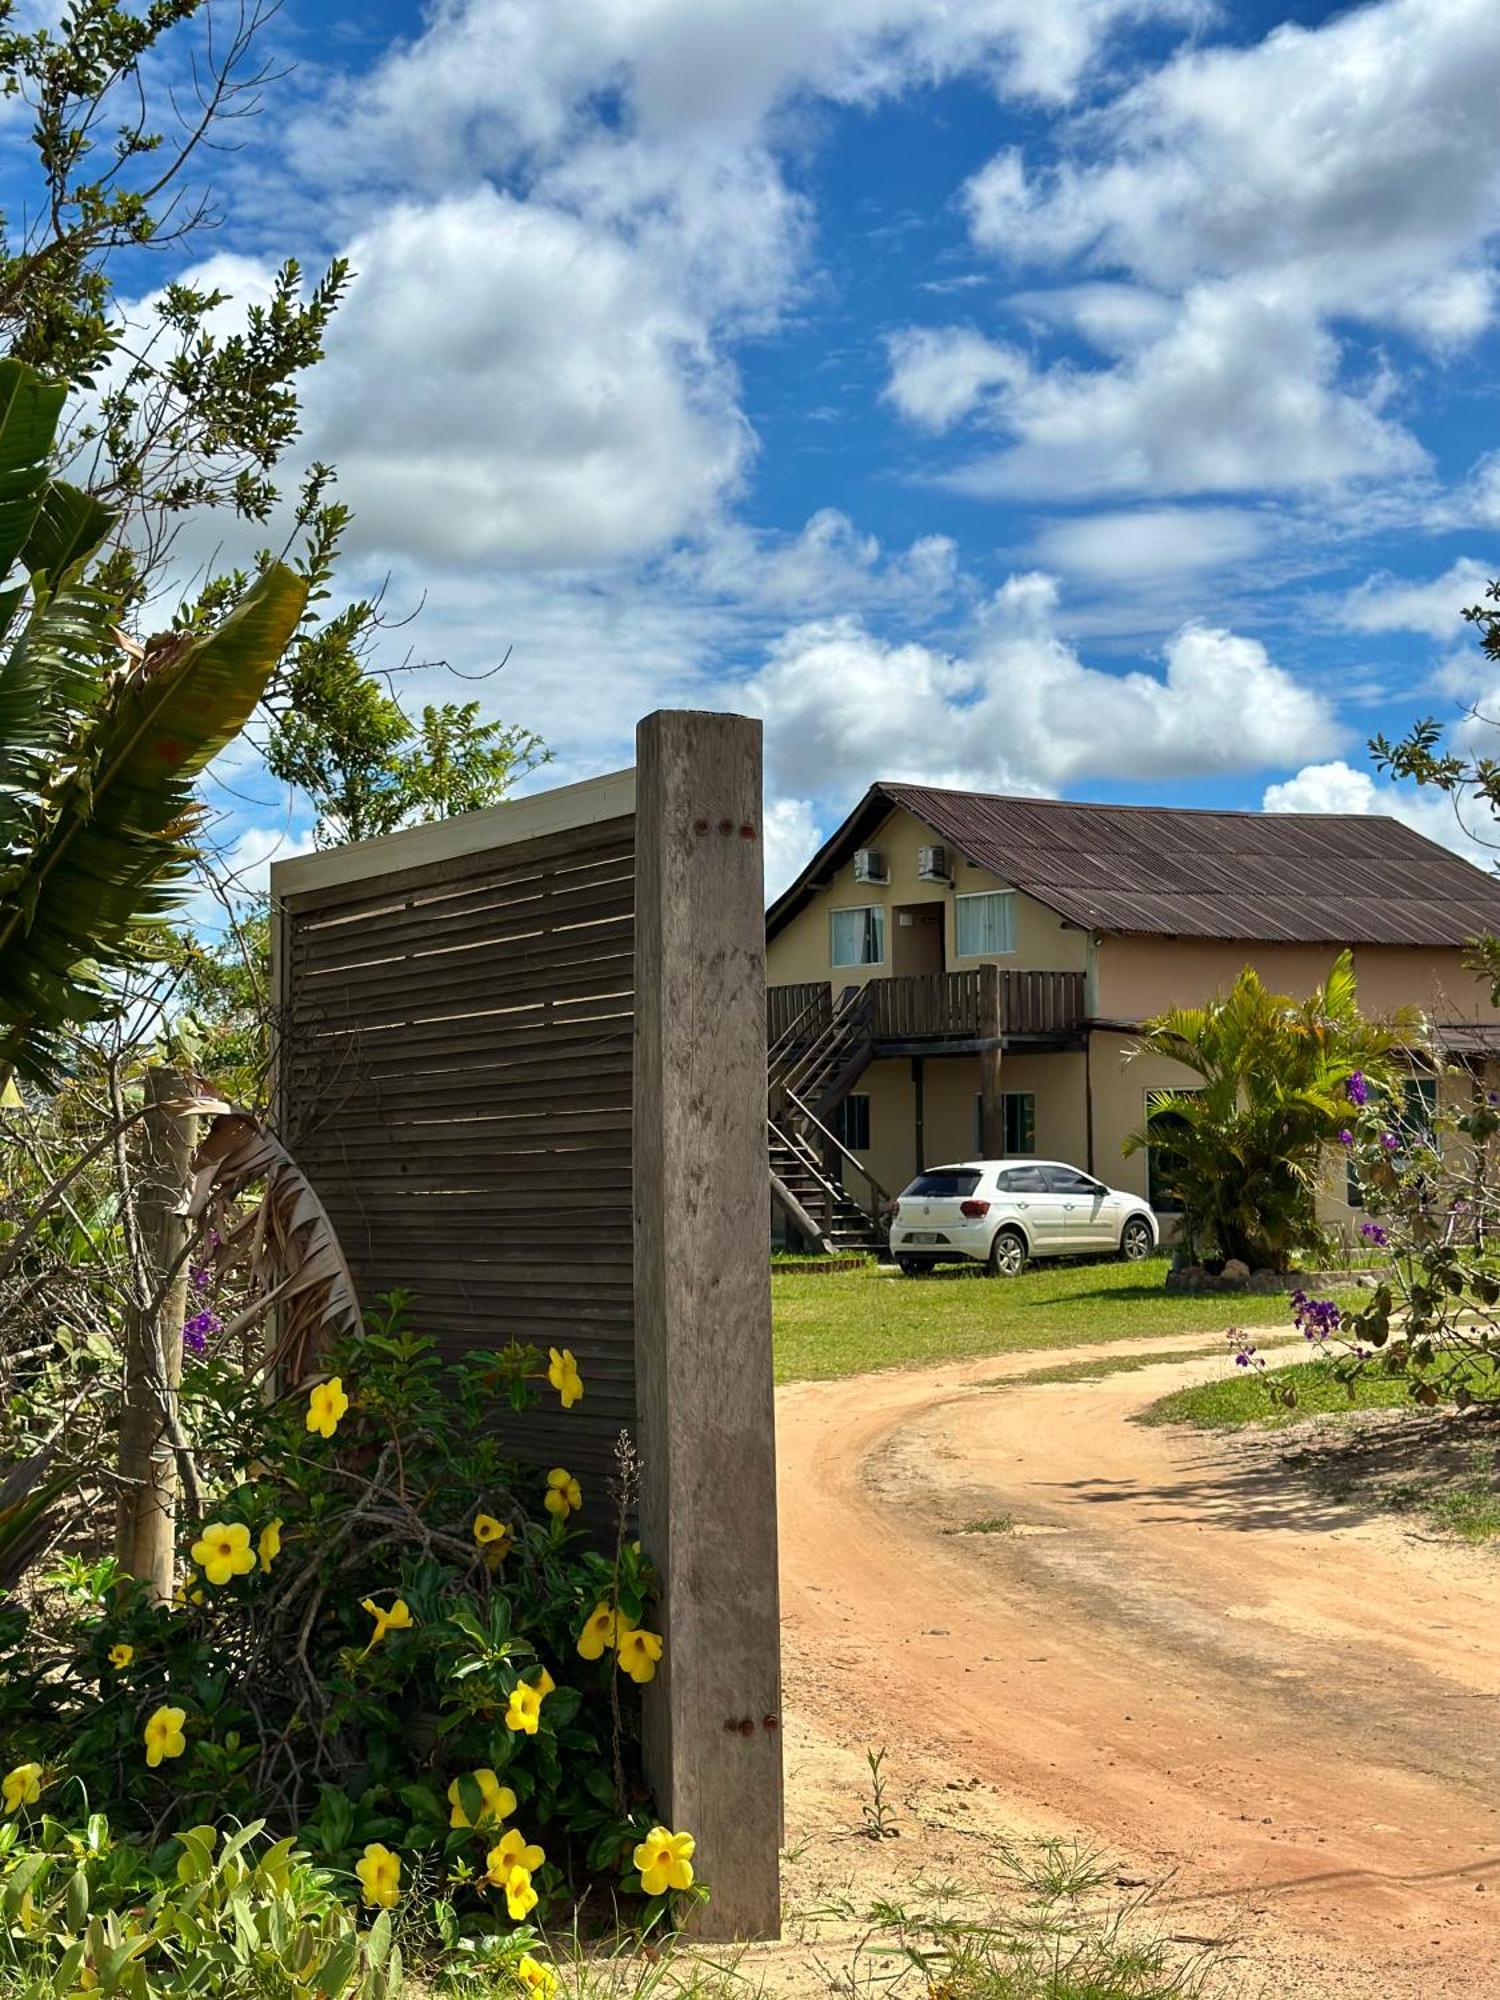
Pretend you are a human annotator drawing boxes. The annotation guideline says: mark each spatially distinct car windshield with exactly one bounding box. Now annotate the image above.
[901,1170,981,1199]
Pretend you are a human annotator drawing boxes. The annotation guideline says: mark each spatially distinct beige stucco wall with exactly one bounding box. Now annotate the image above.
[839,1049,1090,1192]
[1095,935,1500,1027]
[767,805,1087,989]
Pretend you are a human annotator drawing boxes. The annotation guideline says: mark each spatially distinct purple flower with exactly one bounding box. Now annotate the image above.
[1345,1071,1369,1107]
[1359,1221,1388,1245]
[1380,1131,1400,1152]
[190,1265,212,1291]
[183,1307,222,1355]
[1338,1128,1354,1146]
[1292,1291,1342,1343]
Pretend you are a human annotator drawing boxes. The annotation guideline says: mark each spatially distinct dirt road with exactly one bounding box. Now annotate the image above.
[773,1333,1500,1999]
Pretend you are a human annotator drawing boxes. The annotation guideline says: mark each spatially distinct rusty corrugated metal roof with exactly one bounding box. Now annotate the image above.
[765,782,1500,948]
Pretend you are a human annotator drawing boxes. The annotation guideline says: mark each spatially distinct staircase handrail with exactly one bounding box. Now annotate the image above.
[782,1085,891,1223]
[768,989,831,1078]
[782,984,873,1103]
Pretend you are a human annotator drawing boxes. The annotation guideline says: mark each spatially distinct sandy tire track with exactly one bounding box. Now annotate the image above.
[772,1333,1500,1998]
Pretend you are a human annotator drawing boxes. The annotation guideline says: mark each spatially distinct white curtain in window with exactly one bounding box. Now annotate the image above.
[830,906,885,966]
[956,892,1015,956]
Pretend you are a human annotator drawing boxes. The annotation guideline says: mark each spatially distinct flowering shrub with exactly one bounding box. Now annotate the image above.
[0,1813,403,1998]
[0,1296,700,1938]
[1255,1066,1500,1410]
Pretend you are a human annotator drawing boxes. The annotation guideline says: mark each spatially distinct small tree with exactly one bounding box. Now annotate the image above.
[1124,951,1421,1270]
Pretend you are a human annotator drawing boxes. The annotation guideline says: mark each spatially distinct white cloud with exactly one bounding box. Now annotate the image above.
[883,326,1030,433]
[1263,760,1496,870]
[307,191,751,568]
[763,795,822,897]
[892,282,1424,501]
[742,570,1339,802]
[1341,559,1492,639]
[881,0,1500,509]
[965,0,1500,343]
[1031,504,1266,582]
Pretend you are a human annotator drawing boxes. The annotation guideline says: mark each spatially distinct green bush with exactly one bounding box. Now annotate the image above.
[0,1297,700,1938]
[0,1813,402,1998]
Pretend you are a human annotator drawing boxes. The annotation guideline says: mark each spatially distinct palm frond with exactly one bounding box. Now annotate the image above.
[186,1111,364,1385]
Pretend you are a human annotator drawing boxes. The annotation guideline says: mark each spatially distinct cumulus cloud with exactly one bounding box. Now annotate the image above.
[763,795,823,897]
[1263,760,1496,870]
[890,282,1424,501]
[882,0,1500,507]
[741,570,1339,802]
[309,191,751,567]
[1341,559,1493,639]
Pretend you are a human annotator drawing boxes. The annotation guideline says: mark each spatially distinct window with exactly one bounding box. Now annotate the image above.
[955,890,1016,957]
[973,1091,1036,1155]
[1043,1165,1100,1194]
[1350,1075,1437,1207]
[901,1169,981,1199]
[1144,1089,1200,1213]
[996,1164,1049,1194]
[830,904,885,967]
[831,1093,870,1152]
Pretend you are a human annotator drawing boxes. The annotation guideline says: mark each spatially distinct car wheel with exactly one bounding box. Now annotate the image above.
[897,1257,928,1277]
[987,1227,1027,1278]
[1120,1215,1154,1262]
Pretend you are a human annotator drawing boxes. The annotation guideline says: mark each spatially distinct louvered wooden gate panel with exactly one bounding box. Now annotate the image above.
[277,812,636,1492]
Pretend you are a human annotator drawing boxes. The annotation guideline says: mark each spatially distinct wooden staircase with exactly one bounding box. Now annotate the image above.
[767,986,888,1257]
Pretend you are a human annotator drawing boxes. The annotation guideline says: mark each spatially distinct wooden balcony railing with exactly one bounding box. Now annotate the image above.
[767,968,1085,1045]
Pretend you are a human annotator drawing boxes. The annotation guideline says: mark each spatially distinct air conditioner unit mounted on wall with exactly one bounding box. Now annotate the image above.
[852,848,889,884]
[916,844,951,882]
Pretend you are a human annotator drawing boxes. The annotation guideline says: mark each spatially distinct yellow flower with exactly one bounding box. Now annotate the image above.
[361,1597,414,1647]
[258,1519,283,1570]
[500,1862,538,1920]
[354,1842,401,1910]
[633,1825,695,1897]
[448,1768,518,1830]
[517,1954,557,2000]
[143,1705,187,1768]
[2,1763,42,1812]
[305,1377,350,1439]
[504,1667,555,1735]
[547,1347,584,1409]
[472,1513,513,1558]
[543,1468,581,1519]
[172,1580,205,1610]
[615,1624,664,1685]
[576,1601,617,1661]
[485,1827,545,1880]
[107,1643,134,1670]
[189,1520,256,1587]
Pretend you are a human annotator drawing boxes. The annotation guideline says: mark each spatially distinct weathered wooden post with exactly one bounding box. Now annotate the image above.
[978,961,1005,1158]
[116,1066,200,1602]
[633,709,783,1940]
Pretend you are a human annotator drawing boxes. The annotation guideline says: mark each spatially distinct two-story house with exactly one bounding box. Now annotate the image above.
[765,783,1500,1251]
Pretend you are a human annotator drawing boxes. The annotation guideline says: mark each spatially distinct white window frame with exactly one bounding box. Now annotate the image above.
[829,904,886,968]
[954,889,1016,959]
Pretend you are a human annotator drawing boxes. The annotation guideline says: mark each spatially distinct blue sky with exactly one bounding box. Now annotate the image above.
[94,0,1500,891]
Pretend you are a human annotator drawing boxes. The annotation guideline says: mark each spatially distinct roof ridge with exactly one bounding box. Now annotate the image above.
[877,781,1405,827]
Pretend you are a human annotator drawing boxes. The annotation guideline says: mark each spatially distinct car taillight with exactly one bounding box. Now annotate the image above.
[960,1199,990,1218]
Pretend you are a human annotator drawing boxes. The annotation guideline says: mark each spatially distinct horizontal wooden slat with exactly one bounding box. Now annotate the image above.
[279,814,640,1530]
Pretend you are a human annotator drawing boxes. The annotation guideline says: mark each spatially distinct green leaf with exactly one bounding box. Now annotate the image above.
[0,360,67,583]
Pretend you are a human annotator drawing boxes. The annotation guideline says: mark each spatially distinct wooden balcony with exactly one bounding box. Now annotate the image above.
[767,968,1086,1053]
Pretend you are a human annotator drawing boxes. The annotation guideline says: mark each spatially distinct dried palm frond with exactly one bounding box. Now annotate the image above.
[185,1112,363,1385]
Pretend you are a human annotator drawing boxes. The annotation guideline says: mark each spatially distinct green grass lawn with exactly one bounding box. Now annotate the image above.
[771,1254,1362,1385]
[1138,1355,1500,1431]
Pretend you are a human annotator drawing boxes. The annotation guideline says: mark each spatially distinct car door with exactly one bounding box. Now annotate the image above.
[996,1163,1065,1248]
[1040,1165,1114,1249]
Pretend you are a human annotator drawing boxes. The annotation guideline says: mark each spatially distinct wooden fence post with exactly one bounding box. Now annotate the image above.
[633,709,782,1941]
[116,1066,200,1602]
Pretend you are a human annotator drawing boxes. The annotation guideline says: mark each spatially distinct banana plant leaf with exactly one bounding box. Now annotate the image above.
[0,560,309,1086]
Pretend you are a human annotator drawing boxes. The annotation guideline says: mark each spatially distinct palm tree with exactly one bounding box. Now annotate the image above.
[0,356,308,1087]
[1124,951,1423,1271]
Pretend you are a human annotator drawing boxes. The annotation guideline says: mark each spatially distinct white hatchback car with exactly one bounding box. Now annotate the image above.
[889,1160,1158,1277]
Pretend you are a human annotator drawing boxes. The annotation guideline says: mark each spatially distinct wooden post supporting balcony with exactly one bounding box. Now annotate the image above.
[978,961,1005,1158]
